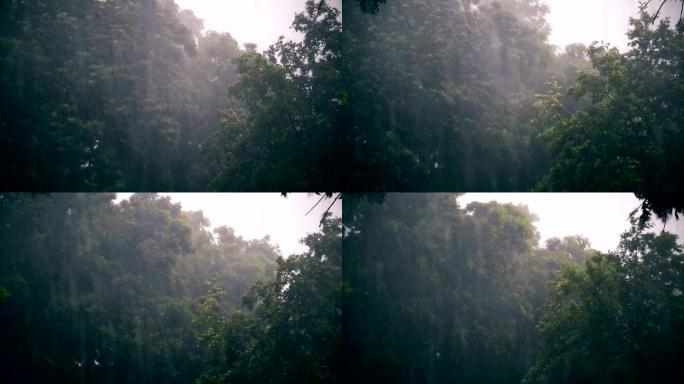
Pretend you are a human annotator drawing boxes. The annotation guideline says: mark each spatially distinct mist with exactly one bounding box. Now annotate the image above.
[0,193,342,383]
[2,0,682,209]
[343,193,684,383]
[1,0,342,191]
[343,0,683,221]
[1,1,683,382]
[174,0,342,51]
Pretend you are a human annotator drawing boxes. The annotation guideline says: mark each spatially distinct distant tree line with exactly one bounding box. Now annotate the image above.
[1,0,682,219]
[343,194,684,384]
[0,0,342,191]
[0,193,341,383]
[344,0,683,219]
[0,192,680,383]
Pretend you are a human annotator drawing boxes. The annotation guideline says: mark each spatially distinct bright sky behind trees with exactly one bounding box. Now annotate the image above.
[116,193,341,257]
[174,0,341,52]
[545,0,682,51]
[172,0,680,53]
[460,193,684,252]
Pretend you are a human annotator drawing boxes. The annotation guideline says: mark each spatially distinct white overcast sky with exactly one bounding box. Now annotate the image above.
[544,0,682,52]
[116,193,341,257]
[459,193,684,253]
[174,0,341,52]
[172,1,678,53]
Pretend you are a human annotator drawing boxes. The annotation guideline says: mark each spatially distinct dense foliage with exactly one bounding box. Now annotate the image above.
[196,217,342,384]
[525,221,684,383]
[343,0,569,190]
[344,0,683,217]
[2,193,680,383]
[0,193,340,383]
[343,194,590,383]
[0,0,342,191]
[343,193,683,384]
[0,0,214,190]
[2,0,683,213]
[208,0,344,191]
[534,12,684,220]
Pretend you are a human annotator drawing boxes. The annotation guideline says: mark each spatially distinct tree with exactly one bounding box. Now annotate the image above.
[0,0,247,190]
[208,0,343,191]
[524,220,684,384]
[343,194,564,383]
[343,0,559,190]
[0,193,279,383]
[535,12,684,221]
[196,216,342,384]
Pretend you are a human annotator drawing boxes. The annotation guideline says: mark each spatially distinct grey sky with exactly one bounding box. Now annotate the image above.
[459,193,684,253]
[544,0,681,51]
[116,193,341,257]
[174,0,341,52]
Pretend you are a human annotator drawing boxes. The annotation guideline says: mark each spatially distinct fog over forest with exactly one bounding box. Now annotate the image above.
[0,0,681,211]
[2,192,681,383]
[343,193,684,384]
[1,1,683,383]
[0,193,341,383]
[345,0,683,221]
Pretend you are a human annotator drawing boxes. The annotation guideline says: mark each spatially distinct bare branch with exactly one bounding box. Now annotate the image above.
[305,194,327,216]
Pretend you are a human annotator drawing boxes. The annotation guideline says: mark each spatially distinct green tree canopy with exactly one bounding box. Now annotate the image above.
[525,220,684,384]
[208,0,343,191]
[0,193,279,383]
[343,194,590,383]
[535,12,684,221]
[195,216,342,384]
[343,0,565,190]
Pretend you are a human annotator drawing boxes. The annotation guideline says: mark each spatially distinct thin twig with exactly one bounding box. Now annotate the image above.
[305,194,327,216]
[639,0,654,12]
[652,0,668,23]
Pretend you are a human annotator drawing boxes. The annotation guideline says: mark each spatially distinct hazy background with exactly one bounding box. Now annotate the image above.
[459,193,684,252]
[116,193,341,257]
[545,0,682,51]
[174,0,342,52]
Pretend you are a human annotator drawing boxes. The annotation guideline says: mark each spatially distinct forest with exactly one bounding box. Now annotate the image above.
[0,0,681,204]
[0,193,681,383]
[2,1,684,382]
[0,0,342,191]
[343,194,684,384]
[0,193,341,383]
[344,0,683,216]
